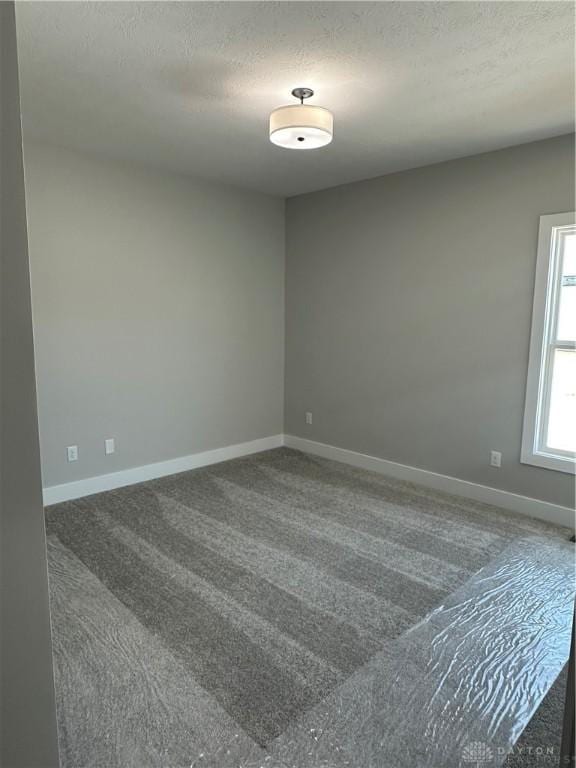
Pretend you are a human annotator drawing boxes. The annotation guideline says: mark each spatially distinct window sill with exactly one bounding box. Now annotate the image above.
[520,449,576,474]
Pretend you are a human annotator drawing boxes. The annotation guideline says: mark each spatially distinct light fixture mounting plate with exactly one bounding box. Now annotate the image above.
[292,87,314,102]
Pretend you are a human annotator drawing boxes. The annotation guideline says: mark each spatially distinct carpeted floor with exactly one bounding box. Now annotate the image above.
[503,666,568,767]
[45,447,573,767]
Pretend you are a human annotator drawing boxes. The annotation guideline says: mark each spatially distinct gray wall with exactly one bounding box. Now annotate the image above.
[23,143,284,489]
[285,134,575,508]
[0,4,60,766]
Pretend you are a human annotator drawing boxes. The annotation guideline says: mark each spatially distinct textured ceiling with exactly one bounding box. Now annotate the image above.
[16,1,575,197]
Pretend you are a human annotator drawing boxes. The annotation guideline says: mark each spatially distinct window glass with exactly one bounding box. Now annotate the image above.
[522,213,575,473]
[546,348,576,453]
[556,232,576,342]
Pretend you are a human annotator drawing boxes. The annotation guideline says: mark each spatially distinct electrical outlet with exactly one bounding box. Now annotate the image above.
[305,412,313,425]
[67,445,78,462]
[490,450,502,468]
[105,438,115,455]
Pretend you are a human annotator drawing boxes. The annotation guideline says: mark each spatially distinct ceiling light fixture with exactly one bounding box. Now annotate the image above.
[269,88,333,150]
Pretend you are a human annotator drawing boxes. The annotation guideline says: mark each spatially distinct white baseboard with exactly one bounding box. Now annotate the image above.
[43,434,284,506]
[43,432,575,530]
[284,435,575,530]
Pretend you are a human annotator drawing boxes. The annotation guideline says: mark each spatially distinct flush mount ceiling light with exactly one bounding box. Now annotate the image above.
[269,88,333,150]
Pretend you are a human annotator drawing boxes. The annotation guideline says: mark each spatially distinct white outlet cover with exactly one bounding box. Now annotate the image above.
[490,451,502,468]
[67,445,78,462]
[105,438,115,455]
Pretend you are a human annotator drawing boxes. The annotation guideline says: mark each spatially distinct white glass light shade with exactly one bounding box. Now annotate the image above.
[269,104,333,149]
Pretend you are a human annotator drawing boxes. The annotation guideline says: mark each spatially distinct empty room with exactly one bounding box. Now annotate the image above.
[1,2,575,767]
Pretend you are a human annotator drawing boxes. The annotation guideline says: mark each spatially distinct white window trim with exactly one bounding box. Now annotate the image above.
[521,211,576,474]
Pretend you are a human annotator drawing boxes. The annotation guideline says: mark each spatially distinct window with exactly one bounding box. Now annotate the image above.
[521,212,576,473]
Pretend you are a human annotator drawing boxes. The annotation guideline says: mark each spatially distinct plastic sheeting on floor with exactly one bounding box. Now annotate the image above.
[192,535,575,767]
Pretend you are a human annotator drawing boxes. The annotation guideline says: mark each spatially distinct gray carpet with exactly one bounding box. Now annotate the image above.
[503,667,568,767]
[45,447,572,767]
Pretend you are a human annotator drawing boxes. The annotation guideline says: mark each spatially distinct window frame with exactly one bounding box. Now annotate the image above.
[521,211,576,474]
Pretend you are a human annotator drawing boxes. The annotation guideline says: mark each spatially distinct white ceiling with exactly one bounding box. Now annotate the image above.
[16,1,575,198]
